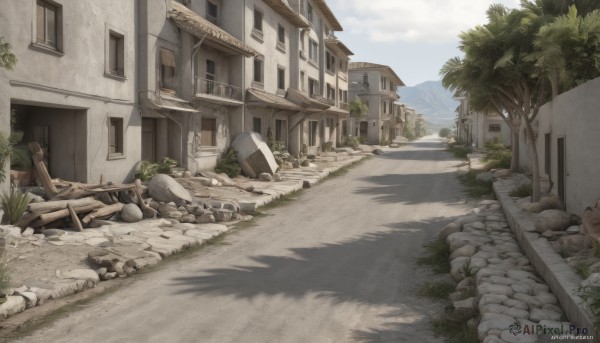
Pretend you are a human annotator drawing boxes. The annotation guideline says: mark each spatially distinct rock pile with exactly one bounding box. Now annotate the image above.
[441,200,570,342]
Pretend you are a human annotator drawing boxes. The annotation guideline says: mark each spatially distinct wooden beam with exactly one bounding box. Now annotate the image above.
[28,142,58,198]
[67,203,84,232]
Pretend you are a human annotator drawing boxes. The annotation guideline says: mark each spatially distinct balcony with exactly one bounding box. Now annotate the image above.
[339,102,348,110]
[194,77,243,106]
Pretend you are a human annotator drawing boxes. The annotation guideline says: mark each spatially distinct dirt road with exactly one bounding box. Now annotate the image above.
[17,137,471,343]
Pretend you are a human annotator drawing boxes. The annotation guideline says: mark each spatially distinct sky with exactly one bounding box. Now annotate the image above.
[328,0,521,87]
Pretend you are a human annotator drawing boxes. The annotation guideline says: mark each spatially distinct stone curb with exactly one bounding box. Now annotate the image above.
[494,177,598,340]
[0,155,366,329]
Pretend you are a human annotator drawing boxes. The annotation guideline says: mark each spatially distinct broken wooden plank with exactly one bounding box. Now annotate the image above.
[30,202,105,227]
[81,203,124,226]
[28,141,58,198]
[67,203,84,232]
[15,212,42,229]
[27,197,97,213]
[134,179,157,218]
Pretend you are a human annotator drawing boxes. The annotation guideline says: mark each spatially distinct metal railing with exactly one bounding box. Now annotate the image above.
[195,77,242,101]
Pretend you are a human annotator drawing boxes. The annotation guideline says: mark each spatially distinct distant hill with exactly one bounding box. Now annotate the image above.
[398,80,459,133]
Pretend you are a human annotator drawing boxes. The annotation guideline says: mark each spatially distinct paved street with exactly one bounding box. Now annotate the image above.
[17,137,471,343]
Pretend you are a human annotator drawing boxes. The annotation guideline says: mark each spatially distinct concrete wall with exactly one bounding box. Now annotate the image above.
[0,0,139,185]
[473,112,511,149]
[519,77,600,216]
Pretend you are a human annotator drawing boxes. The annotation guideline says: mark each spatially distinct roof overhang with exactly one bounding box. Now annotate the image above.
[326,106,349,116]
[141,92,198,113]
[246,88,303,111]
[349,62,405,87]
[168,1,258,58]
[263,0,310,28]
[324,38,353,57]
[286,88,330,111]
[312,0,342,31]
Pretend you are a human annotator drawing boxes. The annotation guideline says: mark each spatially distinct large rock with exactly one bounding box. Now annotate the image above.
[534,209,570,233]
[120,204,143,223]
[557,234,589,257]
[0,296,26,319]
[147,174,192,204]
[231,132,278,178]
[439,222,461,241]
[583,205,600,239]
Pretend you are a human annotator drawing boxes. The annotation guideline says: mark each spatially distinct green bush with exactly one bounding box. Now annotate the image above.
[322,141,334,152]
[439,128,451,138]
[0,134,11,183]
[135,161,158,181]
[509,184,533,197]
[156,157,177,174]
[268,141,287,153]
[418,281,456,299]
[447,145,472,160]
[342,136,359,149]
[1,186,29,225]
[215,148,241,178]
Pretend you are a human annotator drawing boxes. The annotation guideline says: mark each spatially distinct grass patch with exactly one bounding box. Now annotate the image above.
[418,281,456,299]
[417,239,451,274]
[458,171,494,198]
[509,184,533,198]
[575,262,592,280]
[447,145,472,160]
[431,319,479,343]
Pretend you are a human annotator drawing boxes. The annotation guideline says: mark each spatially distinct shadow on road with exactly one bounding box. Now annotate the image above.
[170,217,462,342]
[354,171,464,205]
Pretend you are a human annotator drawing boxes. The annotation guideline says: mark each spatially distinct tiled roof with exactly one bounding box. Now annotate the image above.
[168,1,258,57]
[324,38,353,57]
[246,88,303,111]
[349,62,405,86]
[263,0,310,28]
[312,0,342,31]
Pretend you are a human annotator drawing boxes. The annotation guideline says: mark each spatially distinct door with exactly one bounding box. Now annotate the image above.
[557,137,565,205]
[142,118,157,162]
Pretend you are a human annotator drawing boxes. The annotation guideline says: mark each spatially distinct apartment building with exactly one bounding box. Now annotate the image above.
[0,0,139,185]
[454,93,510,148]
[348,62,405,145]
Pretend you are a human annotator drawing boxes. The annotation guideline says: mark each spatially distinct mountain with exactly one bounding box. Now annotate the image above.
[398,80,459,133]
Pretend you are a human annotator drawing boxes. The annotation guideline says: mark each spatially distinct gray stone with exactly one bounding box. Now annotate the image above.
[566,225,581,234]
[478,316,517,340]
[301,160,310,167]
[43,229,65,237]
[479,294,509,307]
[62,269,100,282]
[196,214,216,224]
[85,237,111,247]
[159,211,183,221]
[534,209,571,233]
[147,174,193,204]
[258,173,273,182]
[478,283,514,296]
[20,292,38,308]
[450,245,476,260]
[0,296,26,318]
[499,329,538,343]
[273,173,282,181]
[439,222,461,241]
[21,227,34,237]
[120,204,143,223]
[180,214,196,223]
[231,132,278,178]
[303,180,311,188]
[213,209,233,222]
[372,148,384,155]
[476,172,494,182]
[448,291,463,302]
[529,308,561,322]
[557,235,589,257]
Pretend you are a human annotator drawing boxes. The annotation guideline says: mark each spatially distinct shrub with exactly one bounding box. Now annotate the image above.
[269,141,287,153]
[0,134,11,183]
[418,281,456,299]
[135,161,158,182]
[215,148,241,178]
[0,263,10,297]
[322,141,334,152]
[510,184,533,198]
[1,186,29,225]
[156,157,177,174]
[448,145,472,160]
[439,128,451,138]
[358,135,368,144]
[342,136,359,149]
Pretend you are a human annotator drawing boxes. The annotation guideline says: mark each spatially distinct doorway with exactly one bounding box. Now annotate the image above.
[557,137,565,205]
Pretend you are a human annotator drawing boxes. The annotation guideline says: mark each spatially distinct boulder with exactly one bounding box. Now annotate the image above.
[147,174,192,204]
[372,149,384,155]
[583,205,600,239]
[534,209,570,233]
[120,204,143,223]
[557,234,589,257]
[0,296,26,319]
[439,222,461,241]
[273,173,282,181]
[450,245,476,260]
[231,132,278,178]
[61,269,100,282]
[301,160,310,167]
[259,173,273,182]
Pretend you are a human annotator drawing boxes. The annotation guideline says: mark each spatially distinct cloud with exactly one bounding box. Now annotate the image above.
[330,0,521,43]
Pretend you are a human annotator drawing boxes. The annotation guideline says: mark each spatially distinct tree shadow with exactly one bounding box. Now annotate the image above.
[170,218,460,342]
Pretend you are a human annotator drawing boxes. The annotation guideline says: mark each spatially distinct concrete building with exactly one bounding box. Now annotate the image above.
[402,105,417,138]
[415,114,427,137]
[454,93,510,149]
[348,62,405,145]
[518,76,600,215]
[0,0,139,185]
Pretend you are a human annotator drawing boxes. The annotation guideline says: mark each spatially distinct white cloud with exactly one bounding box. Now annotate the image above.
[330,0,521,43]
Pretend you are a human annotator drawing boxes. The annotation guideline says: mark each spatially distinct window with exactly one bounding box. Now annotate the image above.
[253,56,264,84]
[206,59,216,94]
[545,133,551,174]
[342,90,348,103]
[160,48,176,91]
[275,119,287,142]
[278,25,285,44]
[109,118,124,157]
[308,121,318,146]
[327,84,335,100]
[36,0,60,50]
[390,80,394,90]
[300,71,305,91]
[383,101,387,114]
[201,117,217,146]
[307,2,313,23]
[277,67,285,90]
[253,117,262,134]
[381,77,387,90]
[254,8,263,32]
[308,39,318,62]
[326,51,335,73]
[206,0,218,24]
[108,31,125,77]
[362,73,368,84]
[489,124,501,132]
[308,78,318,97]
[300,31,305,51]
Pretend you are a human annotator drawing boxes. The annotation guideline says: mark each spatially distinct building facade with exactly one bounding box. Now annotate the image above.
[348,62,405,145]
[0,0,139,185]
[454,93,510,149]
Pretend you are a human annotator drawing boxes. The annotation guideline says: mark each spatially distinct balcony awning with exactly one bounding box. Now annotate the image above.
[312,0,342,31]
[141,92,198,113]
[324,38,353,57]
[286,88,330,111]
[262,0,309,28]
[326,106,348,116]
[246,88,302,111]
[168,1,258,58]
